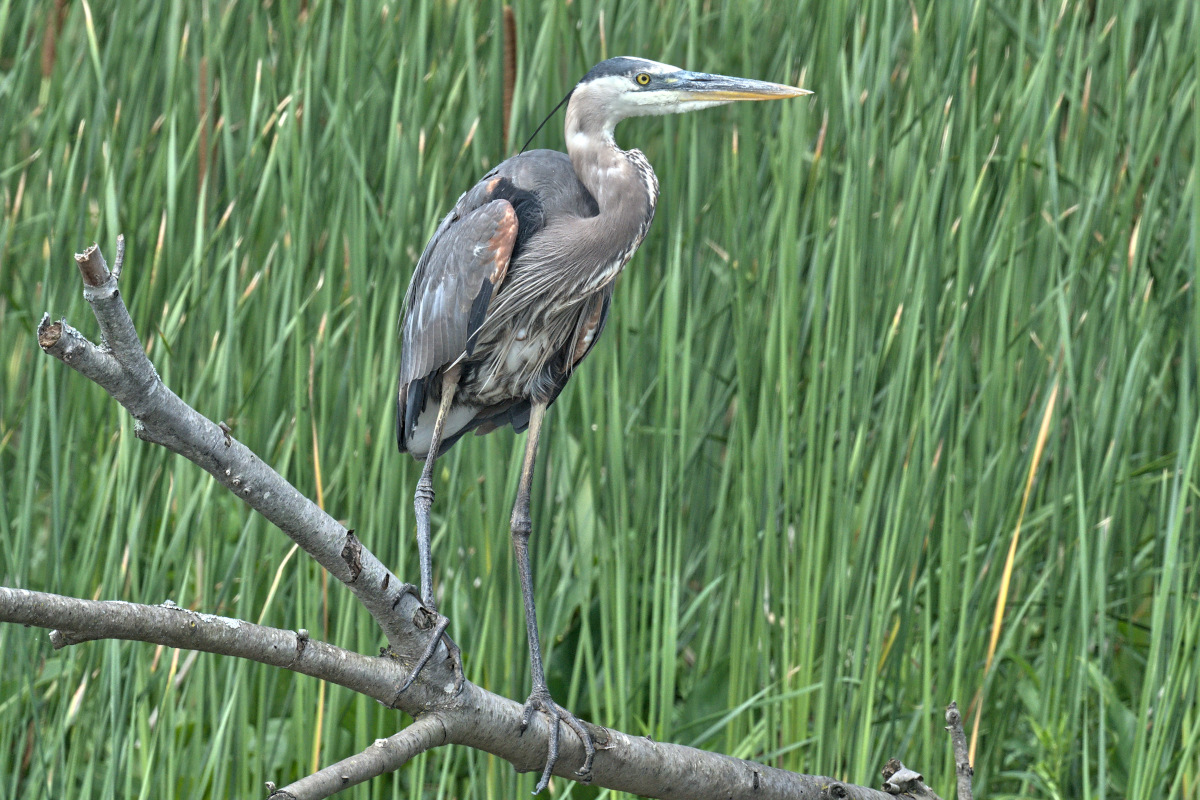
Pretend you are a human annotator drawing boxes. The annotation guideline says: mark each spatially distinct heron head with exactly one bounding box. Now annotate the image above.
[568,56,811,132]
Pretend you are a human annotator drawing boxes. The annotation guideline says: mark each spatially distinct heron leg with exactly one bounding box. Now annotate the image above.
[511,402,596,792]
[414,367,460,609]
[397,368,463,698]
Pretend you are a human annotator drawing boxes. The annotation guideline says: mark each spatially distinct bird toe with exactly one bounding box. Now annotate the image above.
[520,689,594,793]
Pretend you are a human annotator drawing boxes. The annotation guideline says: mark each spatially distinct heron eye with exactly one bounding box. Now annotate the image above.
[635,72,651,86]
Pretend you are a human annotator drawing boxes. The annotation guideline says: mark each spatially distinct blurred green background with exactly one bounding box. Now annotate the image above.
[1,1,1197,798]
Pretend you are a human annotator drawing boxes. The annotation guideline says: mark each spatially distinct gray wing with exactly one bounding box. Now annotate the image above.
[397,183,518,452]
[397,150,600,454]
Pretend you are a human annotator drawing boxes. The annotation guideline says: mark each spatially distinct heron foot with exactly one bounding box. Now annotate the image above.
[392,608,463,704]
[520,687,595,793]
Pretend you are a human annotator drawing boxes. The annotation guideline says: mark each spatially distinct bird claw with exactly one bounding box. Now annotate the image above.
[391,609,463,703]
[520,688,595,793]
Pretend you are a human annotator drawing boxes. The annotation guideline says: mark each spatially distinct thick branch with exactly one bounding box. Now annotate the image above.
[1,580,897,800]
[282,696,894,800]
[0,588,409,703]
[38,241,457,702]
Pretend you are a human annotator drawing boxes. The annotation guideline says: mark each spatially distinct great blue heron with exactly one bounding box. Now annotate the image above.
[397,56,808,791]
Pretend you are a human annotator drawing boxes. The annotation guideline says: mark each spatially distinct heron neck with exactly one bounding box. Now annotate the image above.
[564,107,657,217]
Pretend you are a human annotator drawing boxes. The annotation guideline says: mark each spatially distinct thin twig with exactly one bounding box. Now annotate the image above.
[269,715,449,799]
[946,702,974,800]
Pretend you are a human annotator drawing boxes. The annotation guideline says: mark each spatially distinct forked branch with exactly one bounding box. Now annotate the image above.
[36,238,457,707]
[12,238,918,799]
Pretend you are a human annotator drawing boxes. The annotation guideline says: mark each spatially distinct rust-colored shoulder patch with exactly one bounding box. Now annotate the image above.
[488,202,518,289]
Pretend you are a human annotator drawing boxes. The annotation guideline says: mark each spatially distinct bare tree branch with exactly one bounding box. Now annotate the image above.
[37,239,459,699]
[267,715,449,799]
[11,238,921,799]
[0,588,406,703]
[0,585,895,800]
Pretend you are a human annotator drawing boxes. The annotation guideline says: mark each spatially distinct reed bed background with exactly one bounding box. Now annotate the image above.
[1,1,1196,797]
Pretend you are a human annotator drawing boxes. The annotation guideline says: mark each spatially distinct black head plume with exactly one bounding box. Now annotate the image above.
[520,88,573,153]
